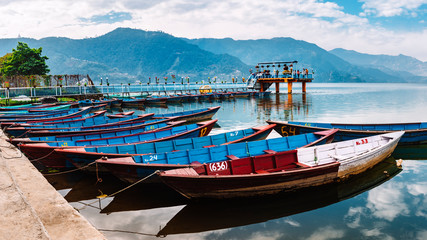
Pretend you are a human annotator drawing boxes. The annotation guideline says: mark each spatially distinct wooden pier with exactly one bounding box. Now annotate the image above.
[257,77,312,93]
[247,61,314,93]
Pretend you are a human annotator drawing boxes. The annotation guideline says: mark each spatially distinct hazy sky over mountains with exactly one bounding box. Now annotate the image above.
[1,0,426,61]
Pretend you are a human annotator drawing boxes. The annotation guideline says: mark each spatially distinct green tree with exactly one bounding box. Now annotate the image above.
[0,53,12,75]
[0,42,50,76]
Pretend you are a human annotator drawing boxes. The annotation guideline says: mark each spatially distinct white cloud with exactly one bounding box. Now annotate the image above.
[366,183,410,221]
[344,207,364,228]
[283,218,301,227]
[0,0,426,61]
[306,226,345,240]
[360,0,427,17]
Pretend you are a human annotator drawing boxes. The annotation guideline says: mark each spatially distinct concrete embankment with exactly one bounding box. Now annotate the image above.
[0,130,106,240]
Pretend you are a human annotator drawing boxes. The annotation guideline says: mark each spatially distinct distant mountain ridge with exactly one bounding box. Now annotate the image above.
[330,48,427,75]
[0,28,249,83]
[0,28,425,84]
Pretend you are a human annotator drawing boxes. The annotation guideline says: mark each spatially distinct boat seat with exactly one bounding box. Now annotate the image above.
[295,162,311,168]
[329,154,346,160]
[255,169,269,174]
[203,145,216,148]
[263,149,277,154]
[226,155,239,160]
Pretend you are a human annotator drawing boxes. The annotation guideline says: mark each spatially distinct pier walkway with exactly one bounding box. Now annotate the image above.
[0,83,248,100]
[0,130,105,240]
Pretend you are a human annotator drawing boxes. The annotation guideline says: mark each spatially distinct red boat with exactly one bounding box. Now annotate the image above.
[159,151,340,199]
[95,129,337,184]
[18,120,187,168]
[159,131,404,199]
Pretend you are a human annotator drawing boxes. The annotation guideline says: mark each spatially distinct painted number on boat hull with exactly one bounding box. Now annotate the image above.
[356,139,369,145]
[199,127,208,137]
[209,161,228,172]
[280,126,299,136]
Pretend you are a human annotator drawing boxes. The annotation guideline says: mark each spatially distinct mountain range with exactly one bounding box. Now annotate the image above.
[0,27,425,84]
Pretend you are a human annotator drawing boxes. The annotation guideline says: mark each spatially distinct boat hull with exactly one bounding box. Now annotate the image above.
[159,163,339,199]
[267,120,427,145]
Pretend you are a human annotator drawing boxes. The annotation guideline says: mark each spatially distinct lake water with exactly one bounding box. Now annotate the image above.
[48,83,427,240]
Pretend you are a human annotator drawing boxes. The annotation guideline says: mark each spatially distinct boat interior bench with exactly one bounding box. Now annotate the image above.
[194,149,310,176]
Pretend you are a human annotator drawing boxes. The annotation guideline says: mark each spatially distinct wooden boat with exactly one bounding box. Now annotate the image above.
[0,104,77,113]
[0,108,72,119]
[78,98,116,108]
[19,120,211,168]
[232,91,251,98]
[13,115,175,137]
[164,95,184,103]
[158,131,404,199]
[121,98,146,107]
[96,129,338,183]
[145,96,168,105]
[266,120,427,145]
[109,98,123,108]
[37,110,107,125]
[5,113,155,137]
[107,111,135,119]
[54,124,274,169]
[151,106,220,122]
[10,119,177,145]
[0,107,93,129]
[0,103,69,111]
[18,121,184,168]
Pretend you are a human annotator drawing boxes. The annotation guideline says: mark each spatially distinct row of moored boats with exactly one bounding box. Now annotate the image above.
[1,101,424,199]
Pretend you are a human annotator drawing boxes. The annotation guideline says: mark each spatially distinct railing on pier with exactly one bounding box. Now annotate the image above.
[0,83,248,99]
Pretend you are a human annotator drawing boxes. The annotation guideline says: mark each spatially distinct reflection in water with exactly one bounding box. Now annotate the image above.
[157,157,401,236]
[100,183,188,214]
[44,83,427,239]
[392,144,427,160]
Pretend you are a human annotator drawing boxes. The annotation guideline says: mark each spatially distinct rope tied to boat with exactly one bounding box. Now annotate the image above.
[15,129,31,139]
[74,169,160,212]
[27,148,57,162]
[42,161,97,176]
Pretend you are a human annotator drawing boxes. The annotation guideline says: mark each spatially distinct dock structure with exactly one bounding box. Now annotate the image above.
[247,61,313,93]
[0,130,106,240]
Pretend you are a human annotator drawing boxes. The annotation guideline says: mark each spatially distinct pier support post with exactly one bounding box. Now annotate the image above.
[302,82,307,93]
[287,82,293,94]
[275,82,280,93]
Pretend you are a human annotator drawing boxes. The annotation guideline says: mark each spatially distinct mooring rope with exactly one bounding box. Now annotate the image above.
[41,161,97,176]
[97,229,161,237]
[28,149,57,162]
[75,169,160,211]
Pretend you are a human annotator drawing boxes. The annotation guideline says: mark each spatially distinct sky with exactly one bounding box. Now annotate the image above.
[0,0,426,61]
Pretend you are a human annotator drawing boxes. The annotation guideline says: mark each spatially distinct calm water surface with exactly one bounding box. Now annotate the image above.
[49,83,427,239]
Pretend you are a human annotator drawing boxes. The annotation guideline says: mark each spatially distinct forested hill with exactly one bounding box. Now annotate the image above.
[0,28,249,83]
[0,27,425,83]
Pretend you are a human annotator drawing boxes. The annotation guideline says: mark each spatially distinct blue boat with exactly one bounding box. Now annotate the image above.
[53,124,275,169]
[121,98,146,107]
[96,129,338,183]
[5,113,154,137]
[19,120,215,168]
[152,106,220,122]
[266,120,427,145]
[14,116,180,138]
[0,107,93,128]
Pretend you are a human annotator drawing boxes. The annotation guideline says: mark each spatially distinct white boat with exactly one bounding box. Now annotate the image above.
[297,131,404,179]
